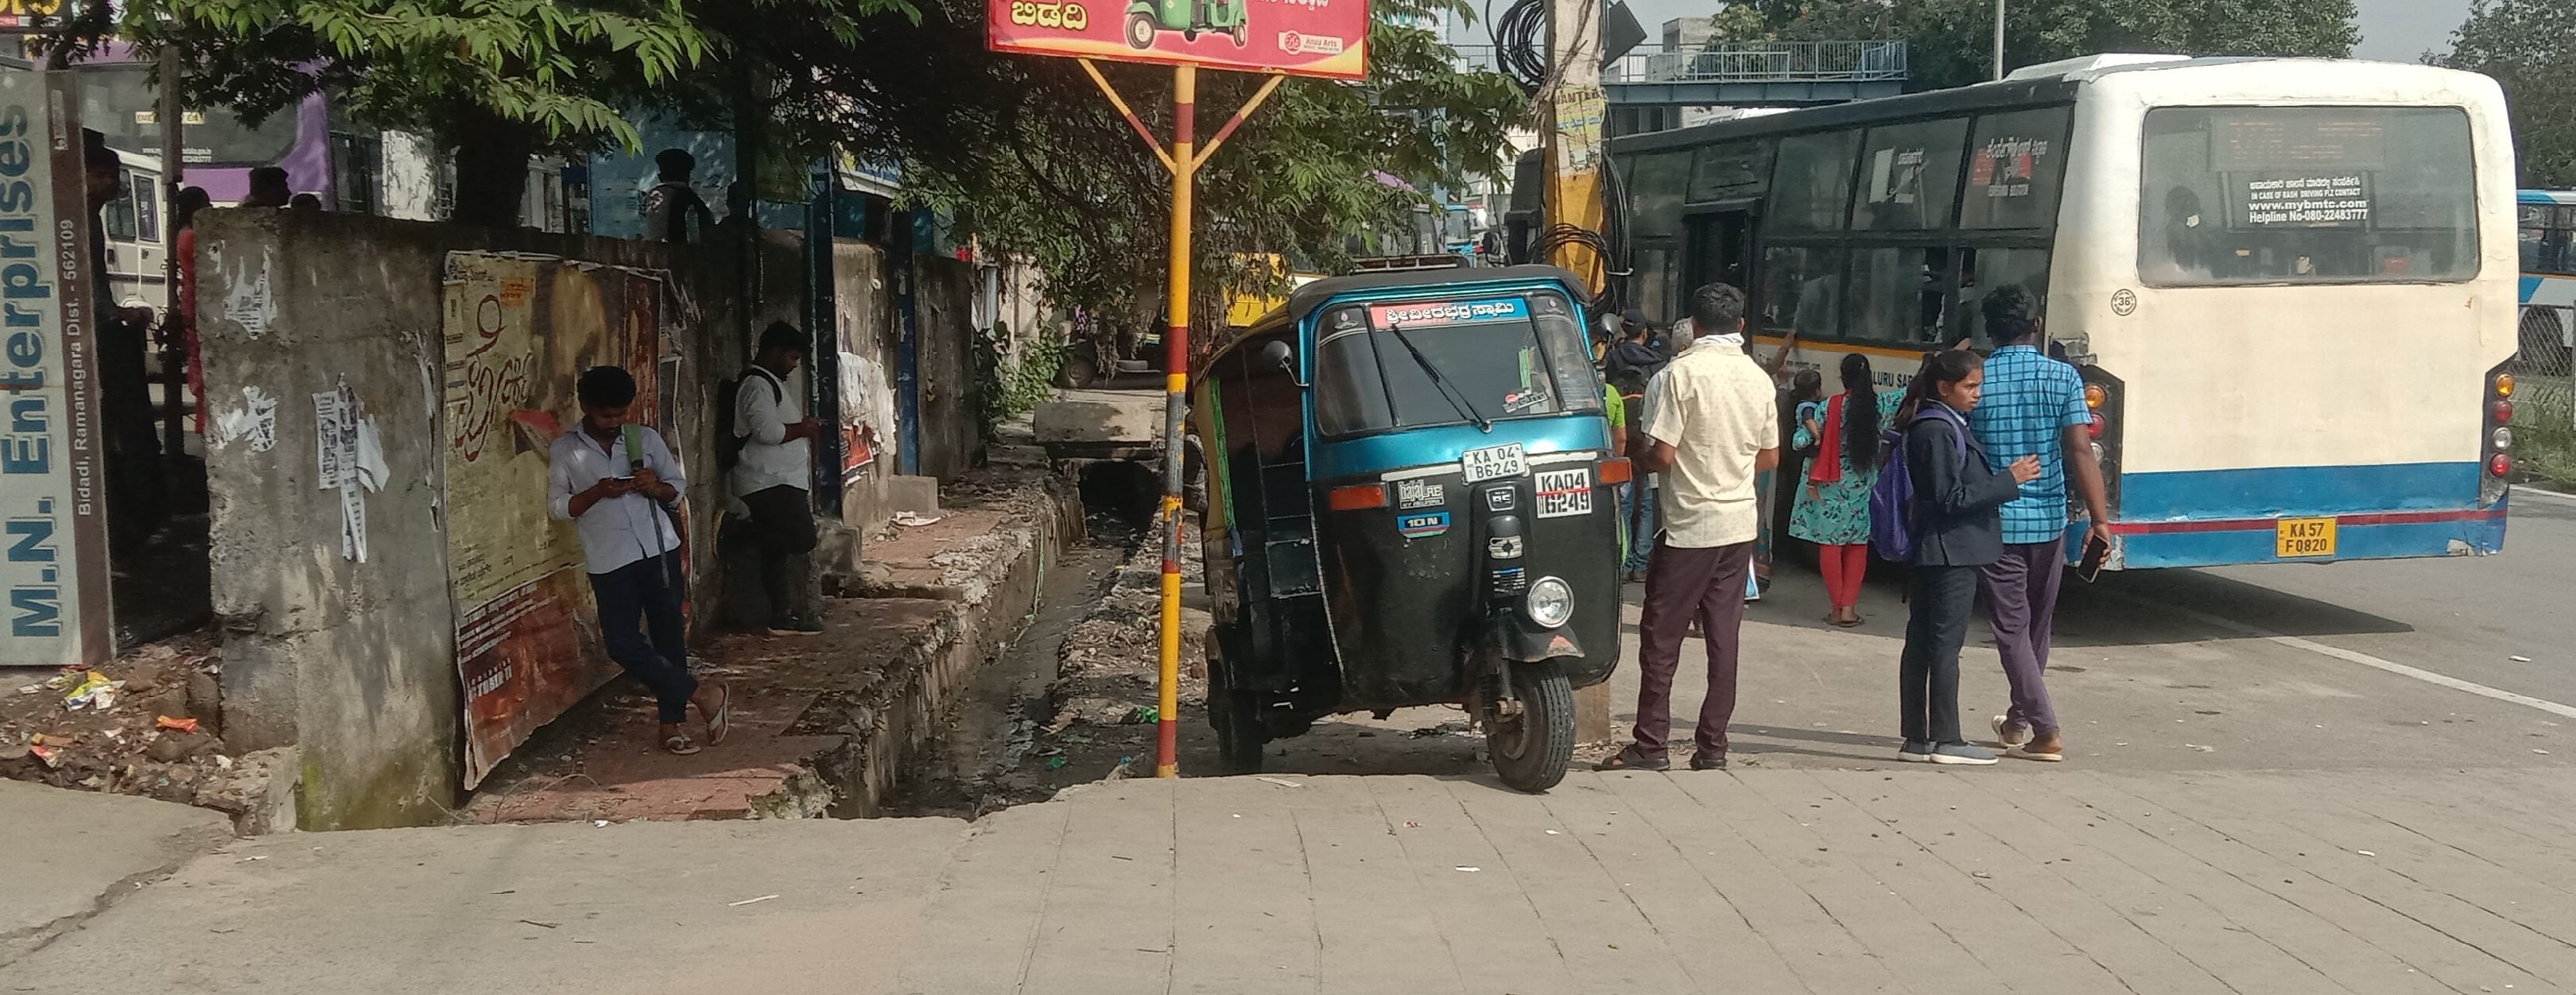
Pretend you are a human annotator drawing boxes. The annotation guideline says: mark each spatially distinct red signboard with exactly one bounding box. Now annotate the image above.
[988,0,1369,79]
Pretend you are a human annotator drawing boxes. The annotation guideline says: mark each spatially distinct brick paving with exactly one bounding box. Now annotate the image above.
[897,768,2576,995]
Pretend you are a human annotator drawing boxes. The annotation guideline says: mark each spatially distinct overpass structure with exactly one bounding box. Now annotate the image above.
[1450,40,1909,107]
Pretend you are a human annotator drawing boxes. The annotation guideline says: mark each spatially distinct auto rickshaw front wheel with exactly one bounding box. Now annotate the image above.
[1229,21,1247,46]
[1124,12,1156,48]
[1485,660,1575,792]
[1212,690,1265,774]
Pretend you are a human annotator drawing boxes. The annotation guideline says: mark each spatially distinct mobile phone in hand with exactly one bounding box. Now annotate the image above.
[2077,534,2111,583]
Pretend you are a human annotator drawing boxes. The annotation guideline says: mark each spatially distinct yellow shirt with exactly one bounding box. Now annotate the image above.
[1636,337,1779,548]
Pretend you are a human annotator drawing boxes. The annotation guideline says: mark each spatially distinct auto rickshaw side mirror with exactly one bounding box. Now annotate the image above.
[1259,339,1305,387]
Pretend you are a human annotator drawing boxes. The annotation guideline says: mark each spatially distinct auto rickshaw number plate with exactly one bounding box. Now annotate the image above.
[1534,468,1593,518]
[1462,443,1527,482]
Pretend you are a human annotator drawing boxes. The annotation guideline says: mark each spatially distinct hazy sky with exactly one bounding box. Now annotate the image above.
[1461,0,2477,63]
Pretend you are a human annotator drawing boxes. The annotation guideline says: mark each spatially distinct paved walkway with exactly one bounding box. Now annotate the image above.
[16,767,2574,994]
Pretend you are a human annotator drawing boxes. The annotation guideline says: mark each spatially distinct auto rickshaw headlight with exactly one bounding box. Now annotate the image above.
[1525,576,1574,628]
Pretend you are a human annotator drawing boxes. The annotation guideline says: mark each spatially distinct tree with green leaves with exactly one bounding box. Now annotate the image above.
[56,0,918,225]
[751,0,1525,361]
[2435,0,2575,188]
[1717,0,2357,91]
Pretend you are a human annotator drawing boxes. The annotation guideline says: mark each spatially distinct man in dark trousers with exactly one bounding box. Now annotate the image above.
[1966,286,2112,762]
[1598,284,1780,772]
[549,366,729,754]
[732,321,824,635]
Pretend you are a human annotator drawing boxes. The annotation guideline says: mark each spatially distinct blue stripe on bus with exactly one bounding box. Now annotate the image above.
[1310,415,1612,481]
[2101,507,2507,569]
[2525,275,2545,304]
[2116,463,2485,521]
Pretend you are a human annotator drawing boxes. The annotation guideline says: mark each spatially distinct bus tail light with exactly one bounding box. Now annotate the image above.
[2077,366,2124,520]
[2482,362,2516,502]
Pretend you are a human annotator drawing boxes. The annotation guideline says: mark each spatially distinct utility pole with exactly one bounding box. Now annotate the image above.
[1992,0,2007,81]
[1541,0,1613,745]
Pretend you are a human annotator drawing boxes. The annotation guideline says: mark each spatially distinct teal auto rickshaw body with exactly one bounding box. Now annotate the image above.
[1191,265,1624,792]
[1123,0,1248,48]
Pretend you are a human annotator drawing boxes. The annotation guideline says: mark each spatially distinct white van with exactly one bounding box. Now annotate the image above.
[98,149,168,320]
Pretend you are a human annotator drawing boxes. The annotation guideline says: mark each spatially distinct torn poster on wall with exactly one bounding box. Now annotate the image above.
[314,385,384,562]
[440,250,673,788]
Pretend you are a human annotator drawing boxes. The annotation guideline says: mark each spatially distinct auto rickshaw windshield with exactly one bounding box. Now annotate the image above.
[1311,291,1602,437]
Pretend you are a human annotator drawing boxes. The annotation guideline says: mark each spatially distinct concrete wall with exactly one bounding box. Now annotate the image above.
[196,210,783,829]
[914,256,982,480]
[833,239,898,532]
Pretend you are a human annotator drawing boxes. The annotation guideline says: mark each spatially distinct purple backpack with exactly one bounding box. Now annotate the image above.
[1869,405,1969,562]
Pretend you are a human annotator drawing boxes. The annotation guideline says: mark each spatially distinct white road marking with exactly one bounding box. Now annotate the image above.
[2111,591,2576,722]
[2513,486,2576,506]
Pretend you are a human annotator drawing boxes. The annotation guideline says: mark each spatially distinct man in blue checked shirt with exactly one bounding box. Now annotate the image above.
[1965,286,2112,764]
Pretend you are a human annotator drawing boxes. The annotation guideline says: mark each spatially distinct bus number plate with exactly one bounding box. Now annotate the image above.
[1461,443,1527,483]
[2275,517,2337,558]
[1535,468,1593,518]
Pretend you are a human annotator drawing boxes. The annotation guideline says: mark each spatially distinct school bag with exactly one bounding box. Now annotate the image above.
[1868,405,1969,562]
[714,367,784,473]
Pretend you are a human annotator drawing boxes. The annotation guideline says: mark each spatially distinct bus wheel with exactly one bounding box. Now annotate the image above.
[1125,12,1155,48]
[1485,660,1574,792]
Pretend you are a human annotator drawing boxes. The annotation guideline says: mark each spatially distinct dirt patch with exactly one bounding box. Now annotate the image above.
[0,633,271,818]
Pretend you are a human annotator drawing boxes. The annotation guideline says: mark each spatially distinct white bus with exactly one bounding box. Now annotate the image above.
[1603,54,2518,569]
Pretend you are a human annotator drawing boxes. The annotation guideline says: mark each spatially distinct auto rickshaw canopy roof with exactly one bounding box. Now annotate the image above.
[1217,264,1593,364]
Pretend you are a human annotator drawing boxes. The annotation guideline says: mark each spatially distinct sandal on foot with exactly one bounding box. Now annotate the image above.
[707,682,735,747]
[664,734,701,756]
[1595,746,1670,772]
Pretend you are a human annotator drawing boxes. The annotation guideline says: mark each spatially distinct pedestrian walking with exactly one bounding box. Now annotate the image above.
[732,321,827,636]
[1892,350,2039,765]
[1597,283,1779,773]
[549,366,731,755]
[1791,354,1900,626]
[1966,286,2112,762]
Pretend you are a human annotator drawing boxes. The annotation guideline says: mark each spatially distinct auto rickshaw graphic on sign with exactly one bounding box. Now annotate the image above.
[1124,0,1247,48]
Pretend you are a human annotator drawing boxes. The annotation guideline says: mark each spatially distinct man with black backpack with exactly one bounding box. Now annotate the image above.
[728,321,825,635]
[1601,312,1668,583]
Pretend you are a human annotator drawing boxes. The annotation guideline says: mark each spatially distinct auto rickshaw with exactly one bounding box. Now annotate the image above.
[1124,0,1248,49]
[1192,265,1625,792]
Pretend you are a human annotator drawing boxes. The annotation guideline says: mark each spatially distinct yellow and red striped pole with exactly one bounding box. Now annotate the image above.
[1155,64,1198,778]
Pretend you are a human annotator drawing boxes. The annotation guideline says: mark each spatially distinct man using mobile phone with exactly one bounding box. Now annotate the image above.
[549,366,729,754]
[734,322,826,636]
[1966,287,2112,763]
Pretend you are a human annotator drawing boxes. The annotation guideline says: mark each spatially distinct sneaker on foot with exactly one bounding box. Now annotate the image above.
[1930,741,2000,765]
[767,616,824,636]
[1991,714,2033,748]
[1897,740,1935,762]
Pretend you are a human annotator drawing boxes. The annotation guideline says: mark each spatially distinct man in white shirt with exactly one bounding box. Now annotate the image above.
[548,366,729,754]
[1599,283,1780,772]
[733,321,824,635]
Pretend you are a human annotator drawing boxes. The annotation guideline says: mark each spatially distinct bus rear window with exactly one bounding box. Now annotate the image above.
[2139,106,2478,286]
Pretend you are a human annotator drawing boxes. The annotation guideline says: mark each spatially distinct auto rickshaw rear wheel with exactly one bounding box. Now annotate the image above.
[1485,660,1574,792]
[1229,21,1247,46]
[1125,12,1156,48]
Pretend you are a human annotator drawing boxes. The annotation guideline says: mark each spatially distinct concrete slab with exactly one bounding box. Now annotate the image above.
[1031,393,1162,445]
[0,780,231,966]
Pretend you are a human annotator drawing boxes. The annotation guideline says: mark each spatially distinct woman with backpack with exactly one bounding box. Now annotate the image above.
[1789,354,1903,627]
[1890,350,2039,765]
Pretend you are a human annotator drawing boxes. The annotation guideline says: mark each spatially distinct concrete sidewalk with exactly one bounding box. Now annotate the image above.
[14,767,2576,994]
[1,780,231,968]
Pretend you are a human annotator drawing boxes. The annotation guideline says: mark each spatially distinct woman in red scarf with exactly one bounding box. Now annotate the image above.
[1788,353,1900,625]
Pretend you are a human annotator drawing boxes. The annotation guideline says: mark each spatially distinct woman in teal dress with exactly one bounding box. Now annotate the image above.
[1790,354,1900,625]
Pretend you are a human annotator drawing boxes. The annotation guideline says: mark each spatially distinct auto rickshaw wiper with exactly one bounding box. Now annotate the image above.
[1383,323,1493,432]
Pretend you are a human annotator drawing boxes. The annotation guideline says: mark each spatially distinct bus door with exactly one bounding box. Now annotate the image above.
[1686,209,1755,294]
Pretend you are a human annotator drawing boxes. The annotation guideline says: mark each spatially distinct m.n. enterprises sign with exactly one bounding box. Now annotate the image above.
[0,72,111,668]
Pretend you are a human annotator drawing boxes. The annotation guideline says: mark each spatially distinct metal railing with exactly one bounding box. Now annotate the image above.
[2513,304,2575,484]
[1447,40,1907,84]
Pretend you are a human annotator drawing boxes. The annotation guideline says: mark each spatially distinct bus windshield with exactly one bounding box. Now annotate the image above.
[74,64,301,167]
[1313,292,1601,436]
[2139,106,2478,286]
